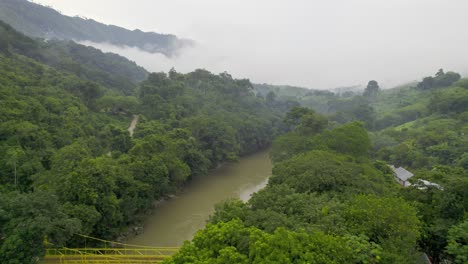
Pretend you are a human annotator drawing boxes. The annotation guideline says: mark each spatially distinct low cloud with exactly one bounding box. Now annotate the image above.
[76,0,468,90]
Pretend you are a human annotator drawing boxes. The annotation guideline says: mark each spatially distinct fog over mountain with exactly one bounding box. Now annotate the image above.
[0,0,191,56]
[35,0,468,89]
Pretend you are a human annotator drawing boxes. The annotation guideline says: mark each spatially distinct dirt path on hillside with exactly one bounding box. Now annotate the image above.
[128,115,139,137]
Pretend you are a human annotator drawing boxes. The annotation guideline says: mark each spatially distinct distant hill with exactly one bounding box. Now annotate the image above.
[253,83,338,113]
[331,85,363,95]
[0,0,192,56]
[0,19,148,94]
[253,83,313,98]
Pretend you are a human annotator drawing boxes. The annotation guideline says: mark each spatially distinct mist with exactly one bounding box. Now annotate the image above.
[38,0,468,89]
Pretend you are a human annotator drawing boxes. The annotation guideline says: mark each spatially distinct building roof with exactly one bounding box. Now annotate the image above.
[390,166,414,181]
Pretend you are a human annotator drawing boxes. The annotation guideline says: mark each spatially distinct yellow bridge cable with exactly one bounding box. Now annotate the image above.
[73,233,179,249]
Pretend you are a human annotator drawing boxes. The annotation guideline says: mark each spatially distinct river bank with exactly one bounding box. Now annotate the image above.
[124,149,272,247]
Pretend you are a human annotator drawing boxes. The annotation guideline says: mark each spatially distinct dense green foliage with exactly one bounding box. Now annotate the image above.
[0,14,466,263]
[417,69,461,90]
[371,74,467,169]
[0,0,190,56]
[0,23,289,263]
[367,72,468,263]
[168,71,467,263]
[167,109,423,263]
[169,219,383,264]
[363,80,380,98]
[256,83,382,131]
[0,20,148,95]
[254,83,336,114]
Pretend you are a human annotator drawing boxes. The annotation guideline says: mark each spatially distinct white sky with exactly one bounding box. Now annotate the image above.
[34,0,468,89]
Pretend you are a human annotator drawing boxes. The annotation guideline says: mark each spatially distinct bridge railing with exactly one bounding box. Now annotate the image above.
[46,247,179,256]
[43,234,179,264]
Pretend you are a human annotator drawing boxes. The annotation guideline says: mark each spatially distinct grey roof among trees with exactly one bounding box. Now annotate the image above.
[391,166,414,181]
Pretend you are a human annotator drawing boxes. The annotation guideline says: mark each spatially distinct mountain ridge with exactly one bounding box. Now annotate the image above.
[0,0,192,56]
[0,19,149,94]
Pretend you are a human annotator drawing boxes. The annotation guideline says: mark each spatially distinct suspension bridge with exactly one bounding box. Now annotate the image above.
[42,234,179,264]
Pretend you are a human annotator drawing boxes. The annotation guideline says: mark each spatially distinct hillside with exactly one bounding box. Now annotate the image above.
[253,83,338,114]
[254,83,313,98]
[0,0,192,56]
[0,21,293,264]
[0,20,148,94]
[369,71,468,263]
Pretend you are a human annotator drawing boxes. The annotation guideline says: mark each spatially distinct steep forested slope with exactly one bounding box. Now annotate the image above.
[371,70,467,169]
[0,0,191,56]
[0,20,148,95]
[369,71,468,263]
[0,22,291,264]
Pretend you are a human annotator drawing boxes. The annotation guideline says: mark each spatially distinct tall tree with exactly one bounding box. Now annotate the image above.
[363,80,380,98]
[4,146,25,187]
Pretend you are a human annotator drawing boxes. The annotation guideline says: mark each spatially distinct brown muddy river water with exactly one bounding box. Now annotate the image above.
[126,150,272,247]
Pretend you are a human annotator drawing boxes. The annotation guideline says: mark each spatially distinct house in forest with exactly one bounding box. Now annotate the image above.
[389,165,414,187]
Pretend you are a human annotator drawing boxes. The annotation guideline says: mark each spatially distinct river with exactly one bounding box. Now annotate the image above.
[126,150,272,247]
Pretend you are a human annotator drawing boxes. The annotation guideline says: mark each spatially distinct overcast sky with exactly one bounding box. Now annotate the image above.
[34,0,468,89]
